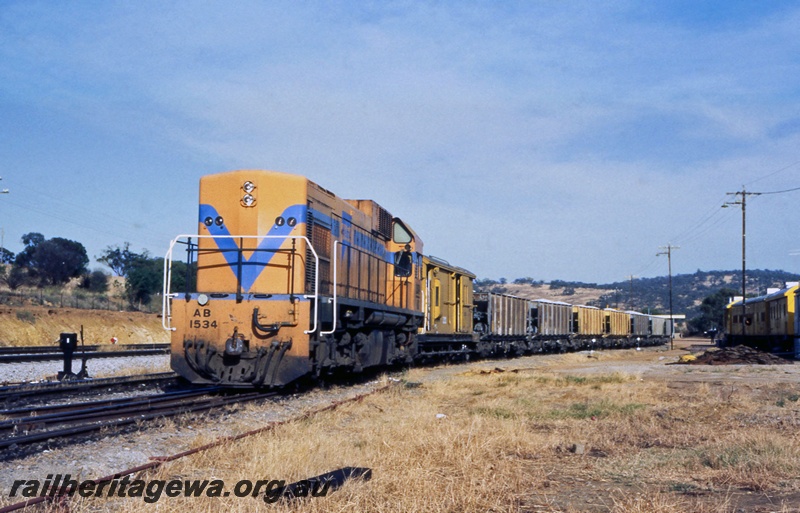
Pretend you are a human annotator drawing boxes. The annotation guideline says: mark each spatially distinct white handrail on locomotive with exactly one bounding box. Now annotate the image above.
[320,240,339,336]
[162,234,321,335]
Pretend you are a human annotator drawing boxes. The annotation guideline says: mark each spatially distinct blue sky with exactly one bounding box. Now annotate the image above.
[1,1,799,284]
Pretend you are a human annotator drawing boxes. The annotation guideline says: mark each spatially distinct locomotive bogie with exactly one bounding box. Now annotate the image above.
[314,299,424,373]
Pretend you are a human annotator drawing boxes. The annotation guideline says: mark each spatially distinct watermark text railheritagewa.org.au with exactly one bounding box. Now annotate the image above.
[6,468,372,504]
[8,474,329,504]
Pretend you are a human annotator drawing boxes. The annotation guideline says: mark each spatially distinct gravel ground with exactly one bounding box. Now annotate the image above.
[2,340,797,507]
[0,354,171,384]
[0,376,387,500]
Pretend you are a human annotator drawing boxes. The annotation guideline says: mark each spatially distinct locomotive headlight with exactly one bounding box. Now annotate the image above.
[275,216,285,226]
[197,294,209,306]
[242,194,255,207]
[287,217,297,227]
[215,216,224,226]
[203,217,214,226]
[242,181,256,193]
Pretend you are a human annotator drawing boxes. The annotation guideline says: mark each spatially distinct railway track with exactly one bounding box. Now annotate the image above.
[0,385,275,455]
[0,343,169,363]
[0,372,178,407]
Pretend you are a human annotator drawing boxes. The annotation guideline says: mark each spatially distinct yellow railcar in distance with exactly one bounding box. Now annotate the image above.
[604,308,630,337]
[573,305,604,337]
[724,283,798,355]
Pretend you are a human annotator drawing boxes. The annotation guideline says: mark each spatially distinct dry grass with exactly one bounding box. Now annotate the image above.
[0,306,167,346]
[52,355,800,512]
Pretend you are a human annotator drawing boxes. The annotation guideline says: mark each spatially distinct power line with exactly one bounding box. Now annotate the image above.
[674,209,736,249]
[745,160,800,186]
[668,196,730,245]
[632,255,661,278]
[653,182,799,274]
[0,197,166,252]
[754,185,800,195]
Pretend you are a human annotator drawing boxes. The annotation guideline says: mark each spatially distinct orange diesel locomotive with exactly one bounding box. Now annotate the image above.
[163,170,425,387]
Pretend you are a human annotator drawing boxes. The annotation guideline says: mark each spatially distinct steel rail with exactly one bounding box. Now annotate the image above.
[0,347,169,364]
[0,390,271,451]
[0,372,177,404]
[0,343,169,355]
[1,387,219,424]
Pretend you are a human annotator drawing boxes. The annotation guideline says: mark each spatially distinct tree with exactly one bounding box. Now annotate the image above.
[125,257,163,305]
[169,260,195,292]
[3,265,32,290]
[31,237,89,285]
[13,233,89,286]
[98,243,148,277]
[123,257,195,308]
[14,232,45,270]
[687,287,738,334]
[97,243,157,307]
[0,247,14,264]
[97,243,191,308]
[81,269,110,293]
